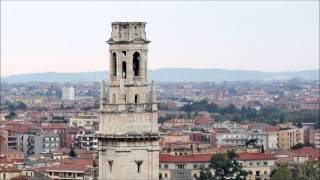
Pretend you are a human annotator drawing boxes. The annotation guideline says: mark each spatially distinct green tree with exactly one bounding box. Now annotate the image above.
[291,143,304,150]
[69,148,77,158]
[5,111,17,120]
[197,151,247,180]
[16,101,27,110]
[197,168,213,180]
[271,166,292,180]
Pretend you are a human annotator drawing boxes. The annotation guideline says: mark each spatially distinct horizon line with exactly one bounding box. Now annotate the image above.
[2,67,319,78]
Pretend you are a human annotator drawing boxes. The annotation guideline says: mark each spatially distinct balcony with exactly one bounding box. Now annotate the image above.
[101,103,154,112]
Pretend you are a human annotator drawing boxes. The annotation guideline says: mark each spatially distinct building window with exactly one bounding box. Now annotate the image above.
[135,160,143,173]
[250,162,253,166]
[256,171,260,176]
[257,162,261,166]
[108,160,113,173]
[263,161,268,166]
[264,171,267,175]
[176,164,185,170]
[122,51,126,56]
[122,61,127,79]
[193,164,198,169]
[164,164,168,169]
[135,94,138,104]
[133,52,140,76]
[165,173,168,178]
[113,53,117,76]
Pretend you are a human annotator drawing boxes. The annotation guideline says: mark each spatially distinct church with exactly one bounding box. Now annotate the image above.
[96,22,161,180]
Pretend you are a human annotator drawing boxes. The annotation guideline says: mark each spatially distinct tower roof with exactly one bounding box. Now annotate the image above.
[111,22,147,25]
[109,21,149,43]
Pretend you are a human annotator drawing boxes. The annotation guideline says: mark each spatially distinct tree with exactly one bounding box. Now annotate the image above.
[291,143,304,150]
[16,101,27,110]
[5,111,17,120]
[270,166,292,180]
[222,104,237,114]
[69,148,77,158]
[197,168,213,180]
[245,139,258,147]
[197,151,247,180]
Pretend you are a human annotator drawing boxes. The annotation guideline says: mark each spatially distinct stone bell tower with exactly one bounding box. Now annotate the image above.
[97,22,160,180]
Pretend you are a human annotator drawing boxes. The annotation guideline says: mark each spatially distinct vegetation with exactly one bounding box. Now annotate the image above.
[158,114,177,124]
[289,161,320,180]
[5,101,27,112]
[180,99,319,126]
[270,165,293,180]
[291,143,305,150]
[197,151,247,180]
[5,111,17,120]
[69,148,77,158]
[271,162,320,180]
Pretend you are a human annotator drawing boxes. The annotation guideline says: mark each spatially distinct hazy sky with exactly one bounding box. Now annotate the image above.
[1,1,319,77]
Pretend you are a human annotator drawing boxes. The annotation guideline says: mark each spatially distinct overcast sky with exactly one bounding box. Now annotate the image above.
[1,1,319,76]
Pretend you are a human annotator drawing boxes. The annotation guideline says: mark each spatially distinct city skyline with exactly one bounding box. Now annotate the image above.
[1,1,319,76]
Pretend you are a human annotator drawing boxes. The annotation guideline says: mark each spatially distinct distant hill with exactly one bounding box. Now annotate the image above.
[1,68,319,83]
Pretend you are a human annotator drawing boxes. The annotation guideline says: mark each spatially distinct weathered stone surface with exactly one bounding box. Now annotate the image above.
[98,22,160,180]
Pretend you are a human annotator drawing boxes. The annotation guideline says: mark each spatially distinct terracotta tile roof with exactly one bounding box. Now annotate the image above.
[0,158,24,164]
[0,121,33,133]
[265,126,280,132]
[0,166,22,172]
[32,166,48,174]
[42,124,69,129]
[214,146,234,153]
[213,128,230,133]
[292,147,320,161]
[236,152,276,161]
[160,154,212,163]
[303,98,320,103]
[10,175,32,180]
[46,158,94,172]
[0,148,24,155]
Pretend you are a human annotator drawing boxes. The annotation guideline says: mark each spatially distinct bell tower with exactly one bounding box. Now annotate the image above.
[97,22,160,180]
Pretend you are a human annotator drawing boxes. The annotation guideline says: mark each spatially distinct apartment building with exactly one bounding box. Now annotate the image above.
[17,131,60,156]
[159,154,212,180]
[76,130,98,150]
[236,152,276,180]
[314,129,320,149]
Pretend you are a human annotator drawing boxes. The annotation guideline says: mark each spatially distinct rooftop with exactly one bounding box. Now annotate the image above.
[46,158,94,173]
[160,154,212,163]
[236,152,276,161]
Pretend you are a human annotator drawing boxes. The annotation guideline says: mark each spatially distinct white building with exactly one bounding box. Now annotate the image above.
[314,129,320,149]
[216,128,278,150]
[76,130,98,150]
[69,114,99,130]
[62,86,75,101]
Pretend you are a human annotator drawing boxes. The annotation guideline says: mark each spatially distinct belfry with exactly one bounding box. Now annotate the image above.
[97,22,160,180]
